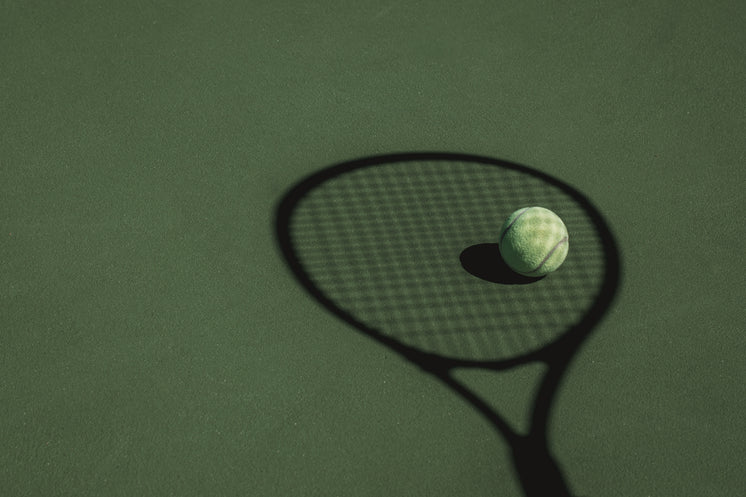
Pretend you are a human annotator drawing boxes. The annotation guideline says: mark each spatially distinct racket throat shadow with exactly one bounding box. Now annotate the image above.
[425,367,576,497]
[511,436,574,497]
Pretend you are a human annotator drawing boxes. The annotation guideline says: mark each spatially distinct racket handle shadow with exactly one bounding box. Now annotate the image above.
[511,436,575,497]
[429,369,579,496]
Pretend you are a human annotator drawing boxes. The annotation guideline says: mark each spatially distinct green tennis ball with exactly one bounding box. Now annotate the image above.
[498,206,569,277]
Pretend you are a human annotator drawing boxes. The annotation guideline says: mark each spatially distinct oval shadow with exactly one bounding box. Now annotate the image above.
[460,243,544,285]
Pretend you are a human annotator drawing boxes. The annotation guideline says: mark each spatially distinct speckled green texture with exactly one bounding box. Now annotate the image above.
[2,1,744,496]
[499,207,569,276]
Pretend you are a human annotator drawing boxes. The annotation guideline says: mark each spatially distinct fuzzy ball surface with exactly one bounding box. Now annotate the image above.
[498,207,569,277]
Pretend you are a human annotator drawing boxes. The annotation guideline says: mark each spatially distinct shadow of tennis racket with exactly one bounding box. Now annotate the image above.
[275,152,621,496]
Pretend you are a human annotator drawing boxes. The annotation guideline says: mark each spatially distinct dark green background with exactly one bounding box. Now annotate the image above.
[2,1,744,496]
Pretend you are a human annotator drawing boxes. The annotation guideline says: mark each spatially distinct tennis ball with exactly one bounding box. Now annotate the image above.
[498,207,569,277]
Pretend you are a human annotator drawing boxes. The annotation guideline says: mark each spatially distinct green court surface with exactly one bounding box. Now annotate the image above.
[2,2,744,496]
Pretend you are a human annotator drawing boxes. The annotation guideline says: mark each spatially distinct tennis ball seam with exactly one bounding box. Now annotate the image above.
[523,235,568,275]
[498,207,530,244]
[498,206,569,277]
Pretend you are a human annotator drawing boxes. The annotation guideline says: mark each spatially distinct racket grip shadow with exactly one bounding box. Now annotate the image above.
[511,438,575,497]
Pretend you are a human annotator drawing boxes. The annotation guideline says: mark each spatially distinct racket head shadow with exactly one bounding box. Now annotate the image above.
[276,152,619,366]
[275,152,621,497]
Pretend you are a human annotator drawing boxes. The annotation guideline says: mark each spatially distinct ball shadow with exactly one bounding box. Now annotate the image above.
[276,152,622,497]
[460,243,544,285]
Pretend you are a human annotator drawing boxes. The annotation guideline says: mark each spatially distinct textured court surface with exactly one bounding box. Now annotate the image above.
[287,159,605,360]
[2,2,744,496]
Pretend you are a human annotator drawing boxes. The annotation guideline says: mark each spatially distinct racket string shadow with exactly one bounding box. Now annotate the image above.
[275,152,621,497]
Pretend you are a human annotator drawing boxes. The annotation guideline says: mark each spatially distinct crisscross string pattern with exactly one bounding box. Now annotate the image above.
[288,159,605,361]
